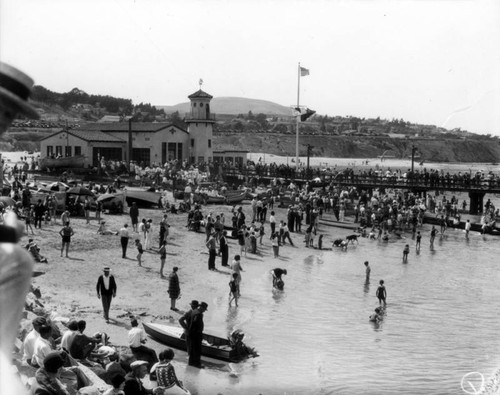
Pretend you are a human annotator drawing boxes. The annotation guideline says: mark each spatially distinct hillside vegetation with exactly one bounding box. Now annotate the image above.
[3,85,499,163]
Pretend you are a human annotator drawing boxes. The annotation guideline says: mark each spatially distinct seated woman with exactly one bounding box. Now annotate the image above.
[97,221,117,236]
[153,348,190,394]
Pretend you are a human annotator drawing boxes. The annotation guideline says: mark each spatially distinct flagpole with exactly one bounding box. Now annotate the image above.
[296,62,300,168]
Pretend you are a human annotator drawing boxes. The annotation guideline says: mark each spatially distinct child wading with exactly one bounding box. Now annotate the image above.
[228,273,239,307]
[135,239,144,266]
[376,279,387,306]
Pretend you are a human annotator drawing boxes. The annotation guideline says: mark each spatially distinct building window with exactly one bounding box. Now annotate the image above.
[75,146,81,156]
[55,146,62,156]
[200,102,204,107]
[208,139,211,148]
[198,156,204,163]
[132,148,151,165]
[47,146,53,157]
[191,139,194,147]
[193,102,196,107]
[65,146,72,157]
[145,137,150,141]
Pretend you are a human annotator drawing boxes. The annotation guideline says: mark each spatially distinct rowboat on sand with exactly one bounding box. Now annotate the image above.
[143,322,258,363]
[124,189,161,208]
[39,155,86,170]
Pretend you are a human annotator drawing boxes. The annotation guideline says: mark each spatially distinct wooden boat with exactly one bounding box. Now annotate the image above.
[224,190,248,205]
[125,189,161,208]
[319,217,360,230]
[39,155,85,170]
[423,213,500,236]
[143,322,256,363]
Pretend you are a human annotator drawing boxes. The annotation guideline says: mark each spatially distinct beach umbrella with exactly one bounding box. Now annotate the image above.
[0,196,16,207]
[47,181,70,191]
[67,186,94,196]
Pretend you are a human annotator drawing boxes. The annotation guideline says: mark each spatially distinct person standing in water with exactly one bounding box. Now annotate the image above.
[415,231,422,250]
[364,261,371,282]
[430,226,437,248]
[376,280,387,306]
[403,244,410,262]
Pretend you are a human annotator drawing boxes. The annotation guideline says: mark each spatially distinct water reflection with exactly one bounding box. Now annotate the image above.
[364,280,370,295]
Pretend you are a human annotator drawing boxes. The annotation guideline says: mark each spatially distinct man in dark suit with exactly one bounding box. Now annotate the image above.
[188,301,208,368]
[178,300,199,359]
[96,267,117,323]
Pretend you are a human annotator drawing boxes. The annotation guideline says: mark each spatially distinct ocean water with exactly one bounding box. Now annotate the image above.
[181,224,500,395]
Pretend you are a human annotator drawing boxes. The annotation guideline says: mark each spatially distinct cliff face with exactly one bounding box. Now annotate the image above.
[214,134,500,163]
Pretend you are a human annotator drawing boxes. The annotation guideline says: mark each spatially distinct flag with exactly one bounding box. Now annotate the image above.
[199,78,204,86]
[293,107,316,121]
[300,67,310,77]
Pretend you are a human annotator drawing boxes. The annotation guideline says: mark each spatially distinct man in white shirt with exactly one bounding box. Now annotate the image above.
[119,223,130,258]
[128,319,158,369]
[32,325,53,367]
[269,211,276,238]
[23,316,47,365]
[60,320,78,353]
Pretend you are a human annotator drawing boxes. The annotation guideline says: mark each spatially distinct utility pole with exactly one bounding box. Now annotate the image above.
[411,145,418,173]
[128,116,134,170]
[306,144,313,180]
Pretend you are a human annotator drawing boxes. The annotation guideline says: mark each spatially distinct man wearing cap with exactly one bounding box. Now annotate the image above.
[123,360,153,395]
[178,300,198,358]
[188,302,208,368]
[0,62,42,395]
[96,267,117,323]
[31,351,68,395]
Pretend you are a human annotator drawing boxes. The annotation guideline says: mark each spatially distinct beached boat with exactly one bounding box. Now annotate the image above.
[125,189,161,208]
[39,155,85,170]
[422,213,500,236]
[224,190,248,205]
[143,322,257,363]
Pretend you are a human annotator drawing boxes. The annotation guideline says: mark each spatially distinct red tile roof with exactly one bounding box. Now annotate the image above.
[40,129,126,143]
[188,89,213,99]
[81,122,187,133]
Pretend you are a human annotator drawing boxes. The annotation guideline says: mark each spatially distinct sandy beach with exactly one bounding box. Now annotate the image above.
[23,193,343,393]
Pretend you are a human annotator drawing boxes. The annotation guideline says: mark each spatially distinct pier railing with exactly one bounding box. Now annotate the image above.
[221,168,500,193]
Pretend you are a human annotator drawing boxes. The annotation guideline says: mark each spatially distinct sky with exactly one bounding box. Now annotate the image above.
[1,0,499,136]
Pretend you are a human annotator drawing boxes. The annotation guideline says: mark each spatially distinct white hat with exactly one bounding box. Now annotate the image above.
[130,360,148,368]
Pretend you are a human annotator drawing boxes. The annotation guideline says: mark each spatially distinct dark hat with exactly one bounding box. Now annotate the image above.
[32,316,47,328]
[199,302,208,310]
[0,62,39,119]
[43,351,65,373]
[173,266,179,271]
[103,267,110,272]
[190,300,199,307]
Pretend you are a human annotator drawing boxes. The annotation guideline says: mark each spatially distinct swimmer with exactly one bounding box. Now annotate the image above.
[376,280,387,306]
[415,231,421,250]
[369,307,382,322]
[403,244,410,262]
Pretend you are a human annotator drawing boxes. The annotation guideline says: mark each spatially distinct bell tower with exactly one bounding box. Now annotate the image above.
[185,85,215,163]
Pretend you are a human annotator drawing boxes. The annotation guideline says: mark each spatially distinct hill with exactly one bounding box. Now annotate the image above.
[156,97,292,116]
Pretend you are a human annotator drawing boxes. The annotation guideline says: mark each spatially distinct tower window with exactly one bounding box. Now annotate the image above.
[191,139,194,147]
[193,103,197,107]
[208,139,211,148]
[200,102,204,107]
